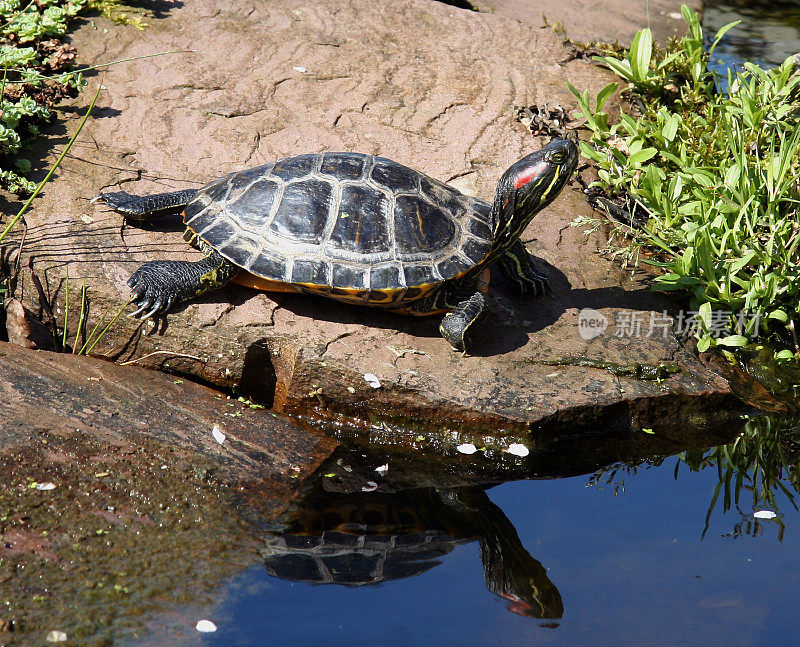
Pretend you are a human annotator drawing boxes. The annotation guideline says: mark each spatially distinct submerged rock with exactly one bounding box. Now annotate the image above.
[5,0,741,437]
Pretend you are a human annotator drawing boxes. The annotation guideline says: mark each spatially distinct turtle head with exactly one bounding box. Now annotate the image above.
[491,138,578,250]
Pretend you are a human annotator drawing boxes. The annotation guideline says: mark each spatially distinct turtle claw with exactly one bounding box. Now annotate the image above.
[129,298,155,319]
[126,261,182,319]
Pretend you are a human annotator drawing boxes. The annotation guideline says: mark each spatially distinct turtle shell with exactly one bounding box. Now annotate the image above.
[182,152,494,306]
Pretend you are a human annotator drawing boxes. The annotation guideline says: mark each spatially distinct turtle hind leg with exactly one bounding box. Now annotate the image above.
[93,188,198,221]
[498,240,551,298]
[439,290,487,352]
[128,249,238,318]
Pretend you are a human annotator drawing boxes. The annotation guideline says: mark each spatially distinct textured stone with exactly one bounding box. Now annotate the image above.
[0,341,335,490]
[4,0,740,439]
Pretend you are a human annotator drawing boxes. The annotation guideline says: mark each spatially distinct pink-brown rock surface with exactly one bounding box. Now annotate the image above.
[3,0,740,441]
[0,341,335,492]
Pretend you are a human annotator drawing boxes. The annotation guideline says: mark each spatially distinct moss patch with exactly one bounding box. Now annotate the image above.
[0,428,261,645]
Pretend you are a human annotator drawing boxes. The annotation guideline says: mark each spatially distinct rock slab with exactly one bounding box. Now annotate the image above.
[0,341,336,492]
[4,0,740,437]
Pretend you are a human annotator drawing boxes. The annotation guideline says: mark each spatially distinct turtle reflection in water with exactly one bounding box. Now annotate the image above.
[261,485,563,619]
[95,139,578,352]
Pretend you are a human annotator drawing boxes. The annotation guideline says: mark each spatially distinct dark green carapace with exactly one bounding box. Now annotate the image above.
[96,139,579,352]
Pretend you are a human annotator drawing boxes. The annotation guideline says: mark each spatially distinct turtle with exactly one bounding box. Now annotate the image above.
[95,138,578,351]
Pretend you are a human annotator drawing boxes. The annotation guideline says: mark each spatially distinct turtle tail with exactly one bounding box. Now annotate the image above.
[93,188,198,220]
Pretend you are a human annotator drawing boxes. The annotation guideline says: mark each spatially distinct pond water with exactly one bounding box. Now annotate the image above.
[138,414,800,646]
[703,0,800,73]
[136,4,800,645]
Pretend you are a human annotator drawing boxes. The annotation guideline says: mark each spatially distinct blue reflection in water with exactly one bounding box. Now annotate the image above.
[199,430,800,647]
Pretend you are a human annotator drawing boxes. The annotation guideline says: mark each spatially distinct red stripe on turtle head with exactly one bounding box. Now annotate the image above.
[513,161,549,189]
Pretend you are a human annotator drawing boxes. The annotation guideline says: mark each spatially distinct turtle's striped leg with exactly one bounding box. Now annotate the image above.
[127,249,238,318]
[497,240,550,298]
[93,189,198,221]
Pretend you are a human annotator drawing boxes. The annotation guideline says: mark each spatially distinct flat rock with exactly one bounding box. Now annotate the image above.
[4,0,740,438]
[0,341,335,495]
[472,0,703,45]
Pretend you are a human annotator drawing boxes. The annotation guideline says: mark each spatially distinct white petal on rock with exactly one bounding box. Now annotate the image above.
[212,424,226,444]
[46,631,68,643]
[456,443,477,455]
[292,65,307,73]
[375,464,389,476]
[507,443,530,457]
[362,481,378,492]
[753,510,777,520]
[36,482,56,491]
[363,373,381,388]
[196,620,218,633]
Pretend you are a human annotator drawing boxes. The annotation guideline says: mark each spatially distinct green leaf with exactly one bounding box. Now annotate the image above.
[629,28,653,84]
[595,82,618,112]
[708,21,741,57]
[776,350,796,360]
[698,302,712,329]
[728,251,757,275]
[661,115,679,142]
[716,335,748,347]
[768,309,789,323]
[628,147,658,165]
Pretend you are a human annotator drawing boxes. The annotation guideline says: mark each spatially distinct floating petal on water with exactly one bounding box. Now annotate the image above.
[753,510,777,520]
[196,620,217,633]
[457,443,477,455]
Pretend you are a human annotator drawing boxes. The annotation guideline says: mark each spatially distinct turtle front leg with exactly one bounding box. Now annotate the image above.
[94,188,198,221]
[497,240,550,298]
[439,290,488,352]
[128,249,238,318]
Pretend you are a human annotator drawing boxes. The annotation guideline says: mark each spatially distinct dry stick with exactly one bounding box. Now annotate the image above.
[72,279,87,354]
[118,350,206,367]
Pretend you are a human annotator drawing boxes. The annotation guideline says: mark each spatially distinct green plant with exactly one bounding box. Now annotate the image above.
[569,5,800,356]
[59,273,129,355]
[0,1,150,195]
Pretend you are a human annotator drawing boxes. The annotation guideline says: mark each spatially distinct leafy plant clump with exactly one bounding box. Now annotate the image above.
[568,5,800,358]
[0,0,144,194]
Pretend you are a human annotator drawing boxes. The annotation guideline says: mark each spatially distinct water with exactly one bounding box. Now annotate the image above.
[144,413,800,647]
[703,0,800,74]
